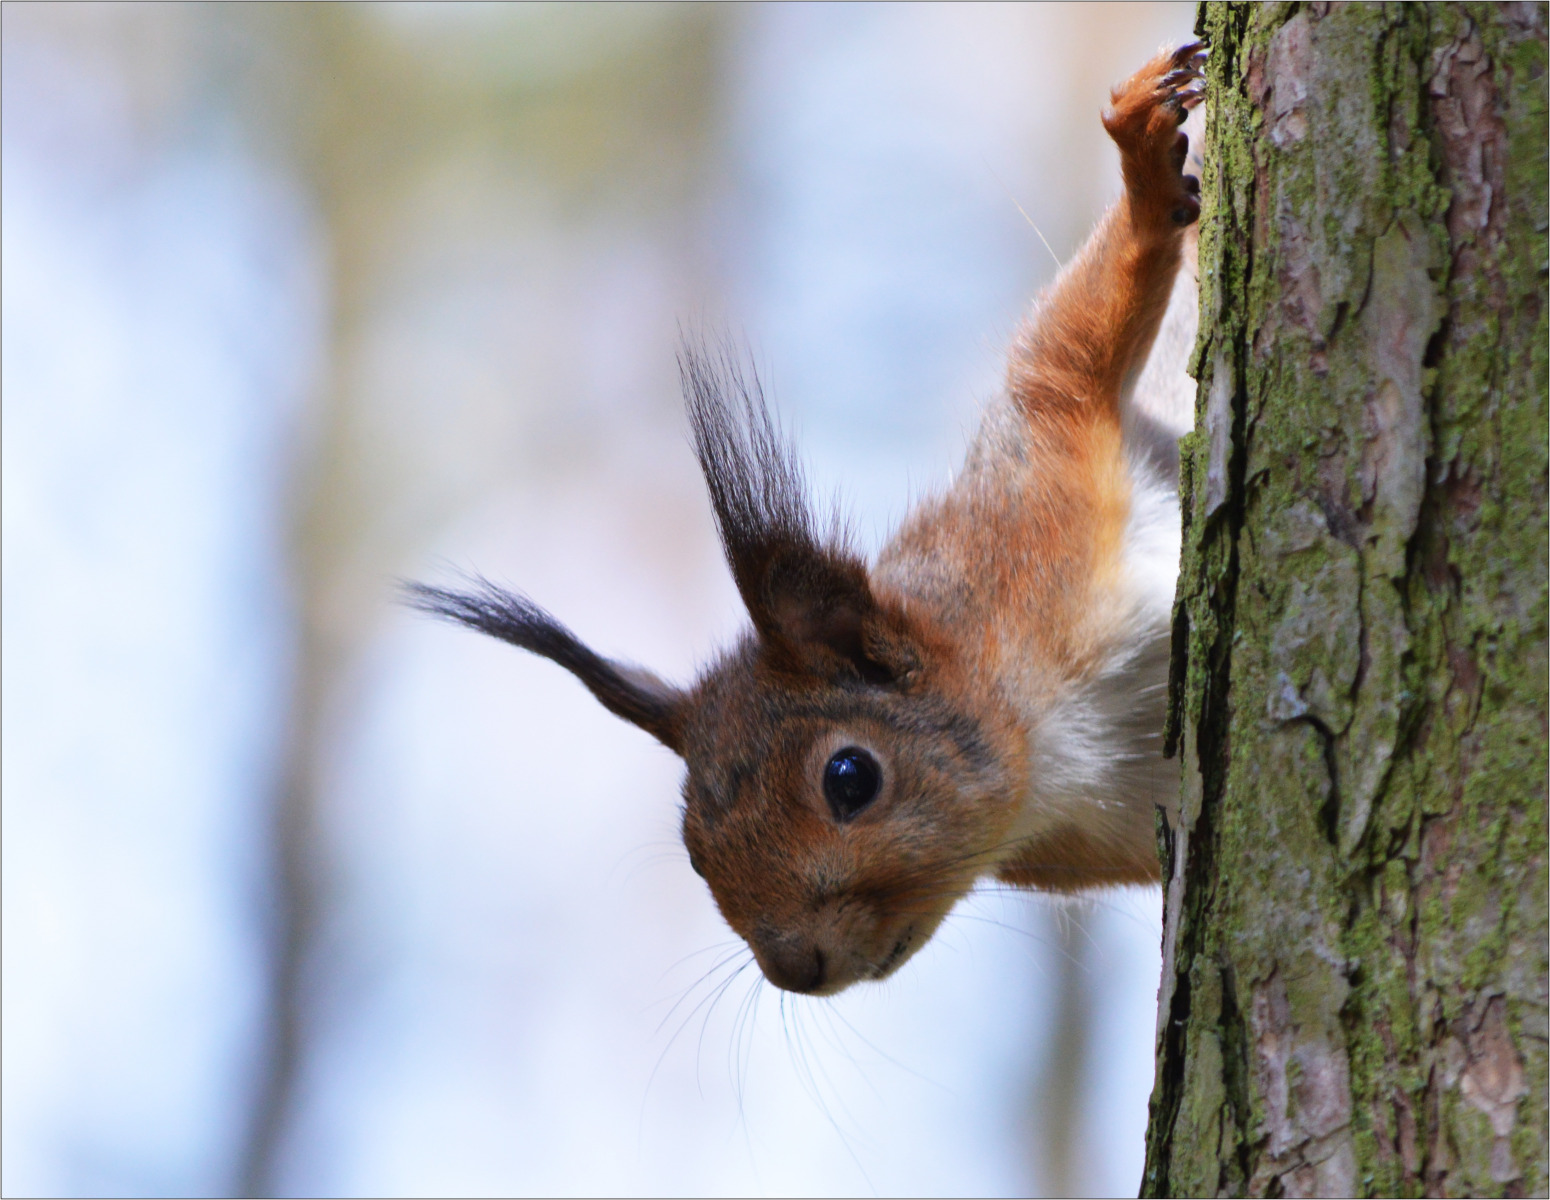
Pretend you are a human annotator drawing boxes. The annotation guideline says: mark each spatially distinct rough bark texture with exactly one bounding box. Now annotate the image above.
[1145,4,1548,1197]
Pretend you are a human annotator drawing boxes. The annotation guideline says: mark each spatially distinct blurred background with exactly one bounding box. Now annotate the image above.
[2,3,1194,1196]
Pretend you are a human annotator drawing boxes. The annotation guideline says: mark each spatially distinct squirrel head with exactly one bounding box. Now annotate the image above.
[675,632,1021,994]
[407,345,1024,994]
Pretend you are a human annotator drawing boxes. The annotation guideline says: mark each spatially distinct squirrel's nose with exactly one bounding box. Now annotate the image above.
[757,942,826,994]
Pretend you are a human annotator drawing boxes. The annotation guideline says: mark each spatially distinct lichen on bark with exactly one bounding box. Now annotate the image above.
[1146,4,1547,1197]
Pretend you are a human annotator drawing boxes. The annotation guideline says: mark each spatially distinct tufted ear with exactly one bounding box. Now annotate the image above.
[404,578,688,753]
[752,543,923,685]
[680,343,921,685]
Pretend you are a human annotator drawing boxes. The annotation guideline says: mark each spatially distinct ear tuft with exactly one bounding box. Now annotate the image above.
[679,340,829,608]
[403,576,687,752]
[679,340,921,685]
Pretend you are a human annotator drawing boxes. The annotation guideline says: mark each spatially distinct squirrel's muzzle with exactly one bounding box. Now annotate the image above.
[752,937,827,994]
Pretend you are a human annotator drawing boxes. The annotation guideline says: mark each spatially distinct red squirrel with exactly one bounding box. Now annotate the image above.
[410,44,1205,996]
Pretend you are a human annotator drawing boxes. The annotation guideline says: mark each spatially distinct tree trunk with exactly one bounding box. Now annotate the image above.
[1144,4,1547,1196]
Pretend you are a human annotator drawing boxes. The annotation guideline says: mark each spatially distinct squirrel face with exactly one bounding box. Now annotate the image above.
[678,637,1023,995]
[405,346,1029,995]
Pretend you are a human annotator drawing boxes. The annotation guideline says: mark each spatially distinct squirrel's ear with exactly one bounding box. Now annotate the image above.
[404,579,688,753]
[681,342,921,686]
[757,547,921,684]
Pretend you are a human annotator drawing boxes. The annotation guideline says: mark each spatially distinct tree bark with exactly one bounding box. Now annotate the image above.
[1145,4,1547,1197]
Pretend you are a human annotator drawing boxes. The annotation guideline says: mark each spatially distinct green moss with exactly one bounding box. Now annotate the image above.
[1149,3,1546,1195]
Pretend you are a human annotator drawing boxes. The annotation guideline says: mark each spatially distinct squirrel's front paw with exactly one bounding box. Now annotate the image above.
[1102,41,1206,229]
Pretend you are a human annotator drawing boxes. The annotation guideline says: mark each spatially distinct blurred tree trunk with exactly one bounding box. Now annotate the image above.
[1144,4,1547,1196]
[231,9,726,1194]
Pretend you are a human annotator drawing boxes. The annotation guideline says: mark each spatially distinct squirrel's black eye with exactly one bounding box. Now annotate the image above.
[823,747,881,822]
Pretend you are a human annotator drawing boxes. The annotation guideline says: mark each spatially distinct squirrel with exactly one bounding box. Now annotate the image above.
[409,43,1205,996]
